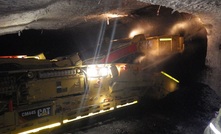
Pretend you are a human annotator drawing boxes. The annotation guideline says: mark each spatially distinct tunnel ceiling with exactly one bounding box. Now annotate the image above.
[0,0,151,35]
[0,0,220,45]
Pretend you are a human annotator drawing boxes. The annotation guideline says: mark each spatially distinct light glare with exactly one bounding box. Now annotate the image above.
[99,67,108,76]
[116,101,138,108]
[210,123,221,134]
[104,13,128,18]
[19,122,61,134]
[63,107,115,124]
[86,65,109,77]
[129,29,144,38]
[87,67,98,77]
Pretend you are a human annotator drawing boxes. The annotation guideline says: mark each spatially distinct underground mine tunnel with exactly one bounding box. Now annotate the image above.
[0,1,220,134]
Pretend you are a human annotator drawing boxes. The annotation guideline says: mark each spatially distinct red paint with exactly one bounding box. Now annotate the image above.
[0,55,27,58]
[99,44,137,63]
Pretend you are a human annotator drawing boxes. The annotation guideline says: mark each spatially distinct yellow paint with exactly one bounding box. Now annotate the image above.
[18,100,138,133]
[159,38,172,41]
[161,71,179,83]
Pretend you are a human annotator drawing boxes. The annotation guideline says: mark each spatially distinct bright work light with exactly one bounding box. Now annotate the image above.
[86,65,110,77]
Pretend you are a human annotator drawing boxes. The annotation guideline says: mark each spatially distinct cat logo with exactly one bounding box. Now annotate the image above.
[19,106,52,120]
[37,107,51,117]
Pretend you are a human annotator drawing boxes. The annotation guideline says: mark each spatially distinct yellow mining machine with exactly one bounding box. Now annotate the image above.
[0,34,183,134]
